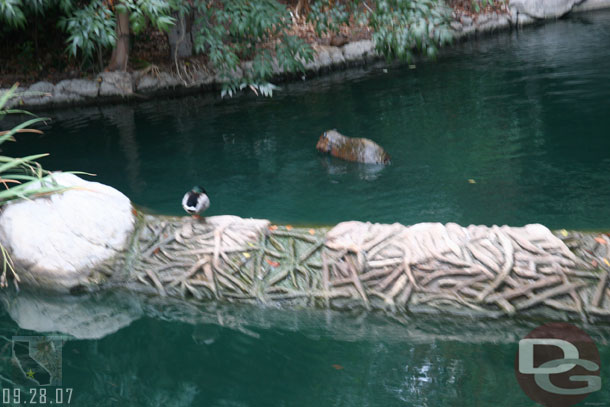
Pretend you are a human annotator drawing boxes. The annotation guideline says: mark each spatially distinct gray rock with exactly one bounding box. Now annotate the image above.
[99,71,133,96]
[190,70,214,86]
[28,81,54,94]
[460,15,473,25]
[214,66,243,84]
[477,14,490,24]
[136,72,183,92]
[312,46,332,70]
[54,79,99,101]
[134,74,160,92]
[0,173,135,291]
[0,86,28,108]
[327,46,346,66]
[21,82,55,106]
[450,21,463,31]
[342,40,375,62]
[509,0,579,19]
[573,0,610,11]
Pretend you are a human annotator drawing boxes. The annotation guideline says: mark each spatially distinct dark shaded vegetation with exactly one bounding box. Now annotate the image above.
[0,0,461,93]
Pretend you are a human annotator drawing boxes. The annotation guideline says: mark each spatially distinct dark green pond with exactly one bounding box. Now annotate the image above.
[3,10,610,406]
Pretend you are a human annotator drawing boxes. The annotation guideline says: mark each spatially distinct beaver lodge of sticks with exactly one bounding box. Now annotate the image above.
[94,214,610,322]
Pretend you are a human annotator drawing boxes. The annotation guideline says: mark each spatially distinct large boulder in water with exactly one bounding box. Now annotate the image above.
[316,129,391,165]
[0,173,135,291]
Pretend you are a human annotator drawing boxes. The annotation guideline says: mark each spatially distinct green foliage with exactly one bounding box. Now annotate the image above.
[472,0,496,13]
[1,0,173,65]
[58,1,116,61]
[0,85,65,206]
[1,0,455,97]
[0,0,26,28]
[0,0,71,28]
[307,0,352,37]
[192,0,313,96]
[370,0,453,61]
[0,85,74,288]
[119,0,174,34]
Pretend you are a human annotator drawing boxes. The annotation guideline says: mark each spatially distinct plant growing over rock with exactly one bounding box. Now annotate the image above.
[0,85,68,288]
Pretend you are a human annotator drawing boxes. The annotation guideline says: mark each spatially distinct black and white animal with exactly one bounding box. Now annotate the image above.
[182,186,210,217]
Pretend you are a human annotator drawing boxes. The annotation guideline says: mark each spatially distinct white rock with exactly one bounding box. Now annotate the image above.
[573,0,610,11]
[327,46,346,66]
[0,173,135,290]
[342,40,375,62]
[509,0,579,19]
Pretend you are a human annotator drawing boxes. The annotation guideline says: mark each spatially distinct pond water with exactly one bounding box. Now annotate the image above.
[2,10,610,407]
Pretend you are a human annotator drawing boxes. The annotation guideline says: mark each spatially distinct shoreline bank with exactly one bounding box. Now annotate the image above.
[2,0,610,111]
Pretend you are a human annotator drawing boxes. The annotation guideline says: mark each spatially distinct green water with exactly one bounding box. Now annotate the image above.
[3,10,610,406]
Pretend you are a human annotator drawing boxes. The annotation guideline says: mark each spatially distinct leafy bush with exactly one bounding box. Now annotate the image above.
[471,0,497,13]
[191,0,313,95]
[307,1,352,37]
[1,0,455,96]
[370,0,453,61]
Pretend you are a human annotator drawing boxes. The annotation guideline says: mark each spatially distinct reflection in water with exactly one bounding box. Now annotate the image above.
[319,156,386,181]
[1,289,610,406]
[101,107,144,196]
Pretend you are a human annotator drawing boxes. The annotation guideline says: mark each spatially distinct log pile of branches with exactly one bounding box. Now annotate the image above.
[122,215,610,321]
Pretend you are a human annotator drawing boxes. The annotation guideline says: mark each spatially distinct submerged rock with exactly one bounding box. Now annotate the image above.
[316,129,391,165]
[0,173,135,291]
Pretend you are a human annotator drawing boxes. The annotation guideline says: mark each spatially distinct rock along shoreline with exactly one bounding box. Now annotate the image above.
[2,0,610,110]
[1,173,610,324]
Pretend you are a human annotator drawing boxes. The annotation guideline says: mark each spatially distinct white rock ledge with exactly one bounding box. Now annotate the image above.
[0,173,135,291]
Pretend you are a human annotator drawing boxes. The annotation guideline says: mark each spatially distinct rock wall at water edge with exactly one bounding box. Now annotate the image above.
[1,175,609,324]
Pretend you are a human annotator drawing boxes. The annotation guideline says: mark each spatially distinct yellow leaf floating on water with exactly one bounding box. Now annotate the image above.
[560,229,568,237]
[332,364,344,370]
[468,179,476,184]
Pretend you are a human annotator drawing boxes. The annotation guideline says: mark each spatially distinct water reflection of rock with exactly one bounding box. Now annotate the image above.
[3,289,610,345]
[0,289,142,339]
[319,156,386,181]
